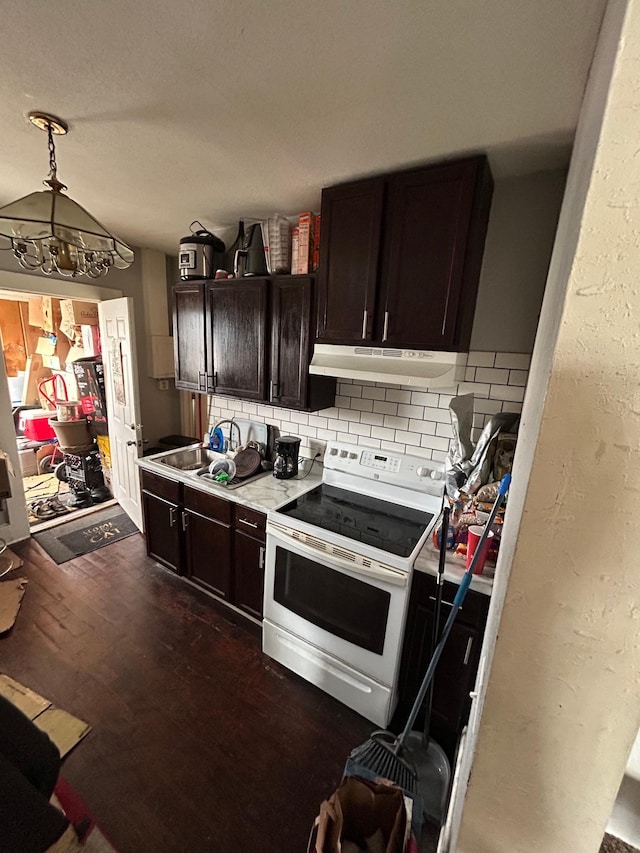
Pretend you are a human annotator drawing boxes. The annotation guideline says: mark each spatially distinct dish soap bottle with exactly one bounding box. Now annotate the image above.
[209,427,225,452]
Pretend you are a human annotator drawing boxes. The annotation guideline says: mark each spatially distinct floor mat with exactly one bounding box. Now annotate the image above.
[33,505,139,564]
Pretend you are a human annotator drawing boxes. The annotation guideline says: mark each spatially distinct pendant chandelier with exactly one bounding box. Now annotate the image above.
[0,112,134,278]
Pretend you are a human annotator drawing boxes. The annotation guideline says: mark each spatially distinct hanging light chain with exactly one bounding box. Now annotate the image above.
[47,121,58,182]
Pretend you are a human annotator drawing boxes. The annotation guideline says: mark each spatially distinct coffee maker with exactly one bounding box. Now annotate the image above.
[273,436,301,479]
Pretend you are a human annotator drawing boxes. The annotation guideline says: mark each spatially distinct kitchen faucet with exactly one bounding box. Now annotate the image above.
[212,419,242,452]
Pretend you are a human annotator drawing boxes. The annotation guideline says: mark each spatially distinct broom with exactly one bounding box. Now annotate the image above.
[347,474,511,794]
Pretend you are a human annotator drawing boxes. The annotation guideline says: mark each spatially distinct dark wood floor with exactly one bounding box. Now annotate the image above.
[5,534,379,852]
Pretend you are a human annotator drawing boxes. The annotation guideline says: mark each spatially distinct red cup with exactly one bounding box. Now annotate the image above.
[466,525,495,574]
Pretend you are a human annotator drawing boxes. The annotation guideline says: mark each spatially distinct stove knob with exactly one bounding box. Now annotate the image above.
[349,452,357,459]
[430,470,443,480]
[340,450,348,458]
[329,448,338,456]
[417,466,430,478]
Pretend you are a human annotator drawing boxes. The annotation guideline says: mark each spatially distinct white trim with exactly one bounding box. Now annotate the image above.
[0,268,122,301]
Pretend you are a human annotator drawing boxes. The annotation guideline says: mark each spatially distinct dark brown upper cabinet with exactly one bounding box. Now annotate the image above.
[316,156,493,351]
[173,275,335,411]
[270,276,335,411]
[205,278,269,401]
[173,282,207,392]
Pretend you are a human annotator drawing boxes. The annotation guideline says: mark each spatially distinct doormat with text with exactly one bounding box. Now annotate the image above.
[33,505,139,564]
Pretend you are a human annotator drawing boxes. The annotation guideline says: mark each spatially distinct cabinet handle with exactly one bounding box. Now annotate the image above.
[259,546,265,570]
[181,512,189,532]
[270,381,279,402]
[382,311,389,342]
[206,373,214,392]
[428,595,458,610]
[238,517,259,529]
[361,309,368,339]
[463,637,473,666]
[198,372,206,391]
[169,507,177,527]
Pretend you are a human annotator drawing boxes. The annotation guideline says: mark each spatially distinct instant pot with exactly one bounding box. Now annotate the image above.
[179,221,225,280]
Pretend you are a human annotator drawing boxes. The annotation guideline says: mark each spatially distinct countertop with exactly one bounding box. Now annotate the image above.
[138,447,493,596]
[136,447,323,512]
[414,540,494,596]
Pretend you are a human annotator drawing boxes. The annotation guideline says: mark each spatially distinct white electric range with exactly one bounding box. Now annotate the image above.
[263,440,445,726]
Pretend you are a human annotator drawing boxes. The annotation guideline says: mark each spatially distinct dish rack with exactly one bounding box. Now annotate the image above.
[261,215,291,274]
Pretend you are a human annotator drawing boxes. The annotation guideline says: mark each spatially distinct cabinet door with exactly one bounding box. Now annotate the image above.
[205,279,268,400]
[184,509,232,600]
[234,530,265,620]
[398,572,487,742]
[173,282,207,392]
[316,178,385,344]
[142,490,182,574]
[270,276,312,409]
[380,157,491,350]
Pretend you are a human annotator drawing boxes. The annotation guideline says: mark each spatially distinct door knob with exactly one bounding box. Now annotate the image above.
[126,440,137,446]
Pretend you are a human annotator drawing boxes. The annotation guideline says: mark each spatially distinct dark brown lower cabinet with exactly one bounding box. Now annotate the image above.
[396,570,489,762]
[141,470,266,621]
[233,505,266,620]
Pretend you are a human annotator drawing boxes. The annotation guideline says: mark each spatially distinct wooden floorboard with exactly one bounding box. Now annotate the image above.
[4,534,378,853]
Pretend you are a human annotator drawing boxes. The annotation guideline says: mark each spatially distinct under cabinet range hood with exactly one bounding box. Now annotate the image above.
[309,344,467,388]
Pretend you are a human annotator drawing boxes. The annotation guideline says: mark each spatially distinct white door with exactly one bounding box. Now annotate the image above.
[99,298,143,530]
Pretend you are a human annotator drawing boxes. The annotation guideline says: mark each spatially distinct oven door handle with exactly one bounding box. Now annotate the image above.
[266,522,409,588]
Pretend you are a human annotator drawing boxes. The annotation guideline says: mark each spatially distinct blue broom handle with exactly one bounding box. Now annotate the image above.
[398,474,511,748]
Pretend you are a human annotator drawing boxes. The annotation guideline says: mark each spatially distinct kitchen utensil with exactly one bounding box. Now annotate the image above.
[228,219,268,277]
[209,458,237,480]
[346,475,511,798]
[273,436,301,480]
[179,221,225,280]
[233,446,262,479]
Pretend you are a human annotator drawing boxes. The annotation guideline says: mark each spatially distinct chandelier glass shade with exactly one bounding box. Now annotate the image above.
[0,113,134,279]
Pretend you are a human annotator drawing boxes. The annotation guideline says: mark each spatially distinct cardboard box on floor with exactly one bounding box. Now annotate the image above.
[60,299,99,327]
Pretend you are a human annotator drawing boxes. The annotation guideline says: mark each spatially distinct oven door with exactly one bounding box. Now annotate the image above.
[263,521,410,688]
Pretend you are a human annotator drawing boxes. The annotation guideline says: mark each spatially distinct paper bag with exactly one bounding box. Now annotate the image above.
[309,776,408,853]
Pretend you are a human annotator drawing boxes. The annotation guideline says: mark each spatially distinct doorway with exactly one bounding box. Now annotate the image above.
[1,288,116,533]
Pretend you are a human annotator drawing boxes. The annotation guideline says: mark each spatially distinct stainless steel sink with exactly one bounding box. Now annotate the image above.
[157,446,218,471]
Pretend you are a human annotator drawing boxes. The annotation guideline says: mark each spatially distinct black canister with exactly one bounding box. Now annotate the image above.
[179,221,225,280]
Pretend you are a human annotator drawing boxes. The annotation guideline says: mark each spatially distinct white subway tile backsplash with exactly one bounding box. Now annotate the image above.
[467,351,495,368]
[351,398,374,413]
[349,422,371,437]
[373,401,398,416]
[410,391,440,407]
[489,384,525,403]
[475,367,510,385]
[458,382,491,398]
[382,414,409,431]
[408,418,437,435]
[474,398,504,415]
[360,412,385,427]
[395,431,422,447]
[494,352,531,370]
[436,422,454,439]
[508,369,528,386]
[339,383,362,398]
[309,416,328,429]
[206,350,531,464]
[372,426,395,441]
[361,386,387,401]
[397,403,424,419]
[421,434,450,452]
[385,388,412,404]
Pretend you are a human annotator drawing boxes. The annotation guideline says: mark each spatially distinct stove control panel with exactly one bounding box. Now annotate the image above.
[360,450,401,472]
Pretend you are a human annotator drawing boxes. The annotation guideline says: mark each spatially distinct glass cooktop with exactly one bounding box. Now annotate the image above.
[278,484,435,558]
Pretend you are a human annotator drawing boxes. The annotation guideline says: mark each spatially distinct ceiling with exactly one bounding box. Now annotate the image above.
[0,0,607,256]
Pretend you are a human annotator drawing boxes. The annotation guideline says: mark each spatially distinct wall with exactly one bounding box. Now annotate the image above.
[470,169,567,353]
[207,350,530,460]
[456,1,640,850]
